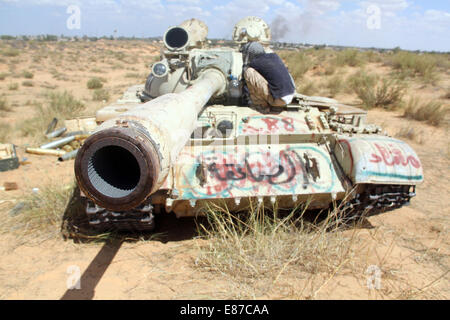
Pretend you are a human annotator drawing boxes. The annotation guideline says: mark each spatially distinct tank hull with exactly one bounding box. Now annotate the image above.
[82,100,422,222]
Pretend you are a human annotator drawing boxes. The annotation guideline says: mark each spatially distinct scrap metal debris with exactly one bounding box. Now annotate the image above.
[0,143,20,172]
[24,117,94,160]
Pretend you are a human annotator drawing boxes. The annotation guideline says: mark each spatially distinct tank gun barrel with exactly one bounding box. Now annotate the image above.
[74,69,226,211]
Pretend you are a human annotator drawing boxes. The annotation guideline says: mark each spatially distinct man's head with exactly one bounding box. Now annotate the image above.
[241,41,265,64]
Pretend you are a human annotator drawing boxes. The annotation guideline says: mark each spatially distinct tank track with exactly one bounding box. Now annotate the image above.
[83,184,415,231]
[85,200,155,232]
[342,184,416,219]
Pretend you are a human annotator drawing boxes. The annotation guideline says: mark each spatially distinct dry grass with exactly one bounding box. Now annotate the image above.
[388,51,439,83]
[8,83,18,91]
[22,71,33,79]
[443,89,450,100]
[335,49,364,67]
[278,51,312,80]
[395,126,424,144]
[18,91,85,141]
[195,200,362,298]
[22,80,33,87]
[348,70,405,109]
[92,88,110,101]
[298,80,317,96]
[0,47,20,57]
[86,77,103,89]
[326,75,345,97]
[0,96,10,112]
[0,183,73,239]
[0,122,10,141]
[403,97,448,127]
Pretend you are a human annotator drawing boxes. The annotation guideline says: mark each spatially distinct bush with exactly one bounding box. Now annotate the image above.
[0,48,20,57]
[361,50,383,63]
[8,83,18,90]
[403,97,448,127]
[335,49,363,67]
[395,126,423,144]
[298,80,317,96]
[22,80,34,87]
[46,91,85,117]
[278,51,311,81]
[0,35,15,40]
[323,63,336,76]
[22,71,34,79]
[0,122,10,141]
[87,77,103,89]
[0,72,7,80]
[0,96,11,112]
[389,51,438,83]
[348,71,404,109]
[19,91,85,141]
[326,75,344,97]
[92,88,110,101]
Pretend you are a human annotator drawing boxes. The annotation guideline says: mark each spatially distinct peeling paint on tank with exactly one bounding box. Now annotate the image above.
[172,143,343,200]
[337,136,423,184]
[238,115,310,135]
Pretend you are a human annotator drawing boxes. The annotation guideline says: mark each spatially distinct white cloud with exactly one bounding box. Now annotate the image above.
[361,0,409,11]
[0,0,448,51]
[298,0,341,15]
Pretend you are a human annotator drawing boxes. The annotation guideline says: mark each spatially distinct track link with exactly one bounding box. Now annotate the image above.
[343,184,416,219]
[83,184,416,231]
[85,200,155,232]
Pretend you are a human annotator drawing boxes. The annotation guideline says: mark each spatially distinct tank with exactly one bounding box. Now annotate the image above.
[74,16,423,231]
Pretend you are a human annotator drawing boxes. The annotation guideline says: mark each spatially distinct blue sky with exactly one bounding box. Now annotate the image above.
[0,0,449,51]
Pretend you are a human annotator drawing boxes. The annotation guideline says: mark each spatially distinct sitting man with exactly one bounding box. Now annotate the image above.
[241,42,296,108]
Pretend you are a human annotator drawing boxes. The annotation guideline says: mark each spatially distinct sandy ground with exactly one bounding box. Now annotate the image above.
[0,40,449,299]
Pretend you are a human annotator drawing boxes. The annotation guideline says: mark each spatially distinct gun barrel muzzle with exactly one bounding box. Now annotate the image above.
[74,69,225,211]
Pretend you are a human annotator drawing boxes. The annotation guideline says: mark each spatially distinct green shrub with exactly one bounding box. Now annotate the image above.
[19,91,85,141]
[348,71,405,109]
[87,77,103,89]
[8,83,18,90]
[22,71,34,79]
[0,35,15,40]
[92,88,110,101]
[326,75,344,97]
[361,50,383,63]
[46,91,85,116]
[0,48,20,57]
[0,123,11,141]
[389,51,438,83]
[0,72,7,80]
[298,80,317,96]
[278,51,312,81]
[335,49,363,67]
[403,97,447,127]
[22,80,34,87]
[323,63,336,76]
[0,97,10,112]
